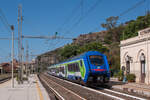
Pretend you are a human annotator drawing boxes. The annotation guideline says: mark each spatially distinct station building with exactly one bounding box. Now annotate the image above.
[0,65,2,74]
[120,27,150,84]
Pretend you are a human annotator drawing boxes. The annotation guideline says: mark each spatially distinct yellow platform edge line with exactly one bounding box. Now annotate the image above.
[36,76,44,100]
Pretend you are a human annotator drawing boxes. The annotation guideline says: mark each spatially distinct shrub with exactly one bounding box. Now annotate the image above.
[16,74,19,81]
[23,77,28,81]
[113,72,118,78]
[117,70,123,81]
[126,74,136,82]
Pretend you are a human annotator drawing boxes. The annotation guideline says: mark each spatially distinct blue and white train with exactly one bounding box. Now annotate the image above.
[48,51,110,85]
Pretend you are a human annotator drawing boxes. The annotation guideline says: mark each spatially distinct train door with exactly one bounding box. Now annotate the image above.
[62,66,65,77]
[65,65,68,78]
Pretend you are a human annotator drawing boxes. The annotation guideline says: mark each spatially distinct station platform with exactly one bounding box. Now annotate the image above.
[110,78,150,98]
[0,74,50,100]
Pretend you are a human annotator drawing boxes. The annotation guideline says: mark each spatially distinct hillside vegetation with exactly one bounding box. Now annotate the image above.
[37,13,150,73]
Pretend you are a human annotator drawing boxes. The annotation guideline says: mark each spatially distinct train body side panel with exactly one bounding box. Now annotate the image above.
[48,51,110,84]
[64,59,87,81]
[82,56,90,83]
[103,55,110,78]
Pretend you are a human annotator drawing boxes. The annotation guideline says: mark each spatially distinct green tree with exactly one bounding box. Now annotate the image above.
[122,13,150,40]
[59,42,109,61]
[101,16,119,30]
[78,42,109,54]
[101,16,123,43]
[59,44,79,60]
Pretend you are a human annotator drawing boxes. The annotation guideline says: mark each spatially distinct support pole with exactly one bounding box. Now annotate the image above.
[18,4,23,84]
[11,25,14,88]
[26,41,29,77]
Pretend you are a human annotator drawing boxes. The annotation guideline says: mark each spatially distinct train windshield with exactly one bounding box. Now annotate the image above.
[89,55,104,66]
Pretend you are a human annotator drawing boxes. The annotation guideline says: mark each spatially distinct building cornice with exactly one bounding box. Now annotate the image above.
[120,27,150,47]
[120,36,150,47]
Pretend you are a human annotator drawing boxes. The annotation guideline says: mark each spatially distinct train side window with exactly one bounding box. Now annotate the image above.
[68,64,70,71]
[62,67,64,74]
[73,63,79,72]
[71,64,75,72]
[75,63,77,72]
[70,64,72,71]
[77,63,80,72]
[68,64,73,72]
[80,60,83,67]
[60,67,61,72]
[74,63,76,72]
[68,63,80,72]
[59,67,61,72]
[60,67,62,72]
[75,63,78,72]
[69,66,71,72]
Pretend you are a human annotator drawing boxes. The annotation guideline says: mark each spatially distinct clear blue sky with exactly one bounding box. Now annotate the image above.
[0,0,149,63]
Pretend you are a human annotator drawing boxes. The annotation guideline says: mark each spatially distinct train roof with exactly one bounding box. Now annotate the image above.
[68,51,103,60]
[61,51,104,63]
[49,51,105,67]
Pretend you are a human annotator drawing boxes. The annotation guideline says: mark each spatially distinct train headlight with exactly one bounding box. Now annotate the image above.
[97,77,101,80]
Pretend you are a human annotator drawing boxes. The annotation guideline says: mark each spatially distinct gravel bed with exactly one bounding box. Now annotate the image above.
[39,74,84,100]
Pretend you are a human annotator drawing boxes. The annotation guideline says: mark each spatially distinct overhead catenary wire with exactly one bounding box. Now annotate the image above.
[118,0,146,17]
[0,8,11,33]
[0,16,11,33]
[56,1,83,33]
[22,35,73,40]
[46,1,84,46]
[0,8,15,65]
[0,9,10,28]
[0,37,18,40]
[46,39,62,51]
[64,0,103,34]
[50,0,103,50]
[89,0,146,32]
[46,0,103,50]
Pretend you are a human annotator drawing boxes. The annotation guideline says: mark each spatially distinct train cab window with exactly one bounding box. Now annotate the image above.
[89,55,104,66]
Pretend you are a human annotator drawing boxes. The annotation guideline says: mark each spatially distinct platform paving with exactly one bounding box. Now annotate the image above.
[0,74,50,100]
[110,78,150,98]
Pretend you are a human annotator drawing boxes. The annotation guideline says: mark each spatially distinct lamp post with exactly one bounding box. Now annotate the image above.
[11,25,14,88]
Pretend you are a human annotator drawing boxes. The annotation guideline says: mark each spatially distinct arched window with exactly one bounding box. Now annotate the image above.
[125,55,132,74]
[140,53,146,83]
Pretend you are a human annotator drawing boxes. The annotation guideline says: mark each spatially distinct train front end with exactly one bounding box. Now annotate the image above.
[86,51,110,84]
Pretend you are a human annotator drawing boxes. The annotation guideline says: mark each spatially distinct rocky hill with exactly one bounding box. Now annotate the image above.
[35,31,108,71]
[72,31,107,46]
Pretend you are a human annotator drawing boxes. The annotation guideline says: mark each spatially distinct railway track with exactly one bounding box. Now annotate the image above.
[39,73,148,100]
[39,74,86,100]
[0,77,11,84]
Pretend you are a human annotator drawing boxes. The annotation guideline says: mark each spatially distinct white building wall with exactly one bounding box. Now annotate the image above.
[120,27,150,84]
